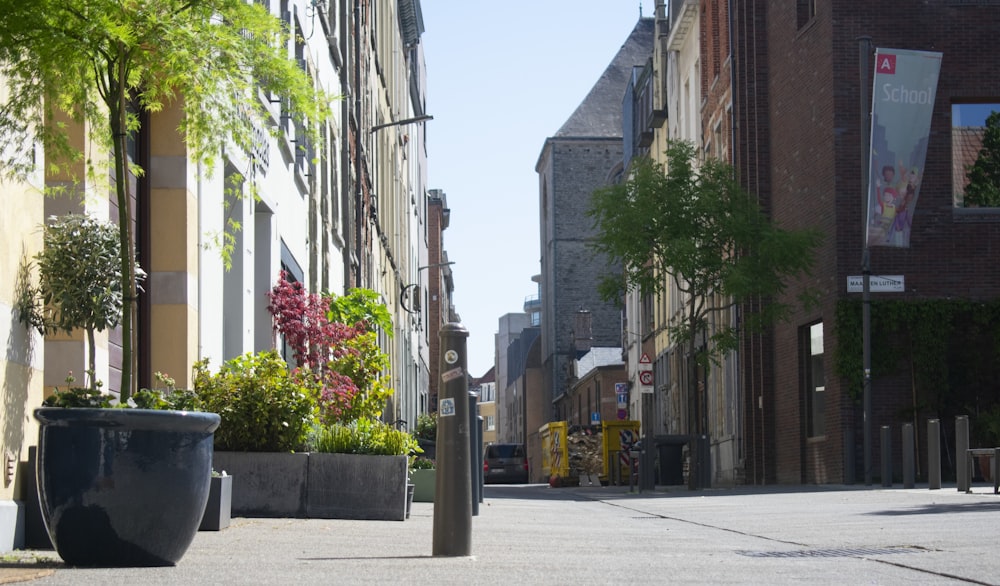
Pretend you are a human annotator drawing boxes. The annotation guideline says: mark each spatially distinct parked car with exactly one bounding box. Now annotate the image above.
[483,443,529,484]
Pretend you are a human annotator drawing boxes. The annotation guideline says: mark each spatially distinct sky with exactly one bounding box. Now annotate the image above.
[419,2,646,377]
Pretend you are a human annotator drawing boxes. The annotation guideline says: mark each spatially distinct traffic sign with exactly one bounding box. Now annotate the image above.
[639,370,653,386]
[639,352,652,364]
[847,275,904,293]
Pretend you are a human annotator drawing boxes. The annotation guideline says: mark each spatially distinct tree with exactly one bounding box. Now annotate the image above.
[0,0,329,399]
[24,214,144,389]
[964,110,1000,208]
[589,141,821,484]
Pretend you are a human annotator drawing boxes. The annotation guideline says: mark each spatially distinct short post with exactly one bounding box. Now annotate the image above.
[956,415,970,493]
[477,414,484,504]
[927,419,941,490]
[902,423,915,489]
[880,425,892,487]
[468,390,480,516]
[433,323,472,557]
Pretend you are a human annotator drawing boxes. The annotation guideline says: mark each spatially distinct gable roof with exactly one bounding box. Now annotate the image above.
[554,18,654,139]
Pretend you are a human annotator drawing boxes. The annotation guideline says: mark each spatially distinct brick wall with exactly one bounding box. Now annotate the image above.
[762,0,1000,484]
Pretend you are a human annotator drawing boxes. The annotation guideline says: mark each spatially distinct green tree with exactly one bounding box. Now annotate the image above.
[30,214,144,389]
[589,141,821,482]
[964,110,1000,208]
[0,0,329,399]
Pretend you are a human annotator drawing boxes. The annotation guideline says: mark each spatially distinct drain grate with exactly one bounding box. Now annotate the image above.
[737,546,926,559]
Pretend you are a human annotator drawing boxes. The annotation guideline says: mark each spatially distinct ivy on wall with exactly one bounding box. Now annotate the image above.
[834,298,1000,445]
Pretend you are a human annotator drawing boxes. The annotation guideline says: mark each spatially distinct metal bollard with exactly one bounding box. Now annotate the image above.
[477,415,484,504]
[902,423,914,489]
[433,323,472,557]
[881,425,892,487]
[927,419,941,490]
[956,416,970,493]
[468,391,479,516]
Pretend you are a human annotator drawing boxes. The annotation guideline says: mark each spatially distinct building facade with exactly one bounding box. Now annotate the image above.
[536,18,655,423]
[0,0,443,548]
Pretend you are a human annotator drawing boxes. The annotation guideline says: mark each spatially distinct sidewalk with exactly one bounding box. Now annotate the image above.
[4,482,999,585]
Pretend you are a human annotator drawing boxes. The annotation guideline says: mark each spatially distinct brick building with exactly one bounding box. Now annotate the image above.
[733,0,1000,484]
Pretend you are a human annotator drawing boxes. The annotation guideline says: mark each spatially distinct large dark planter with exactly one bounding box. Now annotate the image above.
[34,408,220,567]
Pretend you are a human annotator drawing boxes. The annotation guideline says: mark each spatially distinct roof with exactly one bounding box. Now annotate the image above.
[553,18,654,139]
[573,347,624,379]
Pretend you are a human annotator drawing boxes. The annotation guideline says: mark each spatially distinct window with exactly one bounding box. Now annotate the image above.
[952,103,1000,208]
[796,0,816,29]
[802,322,825,438]
[486,415,495,431]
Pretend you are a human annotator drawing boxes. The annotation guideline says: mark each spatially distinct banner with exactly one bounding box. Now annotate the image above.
[866,48,942,248]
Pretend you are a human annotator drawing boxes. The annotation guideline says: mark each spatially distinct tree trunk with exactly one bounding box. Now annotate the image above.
[109,44,137,400]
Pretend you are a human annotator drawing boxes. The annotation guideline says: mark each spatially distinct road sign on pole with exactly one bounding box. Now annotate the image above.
[847,275,904,293]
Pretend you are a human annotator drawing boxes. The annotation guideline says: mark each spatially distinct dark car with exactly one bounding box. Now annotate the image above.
[483,443,529,484]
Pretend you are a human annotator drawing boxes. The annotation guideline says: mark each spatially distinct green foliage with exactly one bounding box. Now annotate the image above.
[310,417,419,457]
[0,0,332,398]
[588,140,823,369]
[42,380,112,408]
[327,288,393,337]
[19,214,145,388]
[32,214,125,336]
[194,351,318,452]
[964,110,1000,208]
[42,372,201,411]
[321,330,393,423]
[413,413,437,441]
[834,298,1000,432]
[410,456,435,470]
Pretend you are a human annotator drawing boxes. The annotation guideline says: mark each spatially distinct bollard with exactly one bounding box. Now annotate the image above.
[956,416,970,493]
[927,419,941,490]
[468,391,479,516]
[433,323,472,557]
[477,415,484,504]
[880,425,892,487]
[902,423,914,489]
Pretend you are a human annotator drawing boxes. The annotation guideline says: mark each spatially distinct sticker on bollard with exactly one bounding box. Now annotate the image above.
[442,367,464,382]
[439,398,456,417]
[444,350,458,364]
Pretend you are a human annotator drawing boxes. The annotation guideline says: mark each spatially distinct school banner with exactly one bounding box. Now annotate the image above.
[866,48,942,248]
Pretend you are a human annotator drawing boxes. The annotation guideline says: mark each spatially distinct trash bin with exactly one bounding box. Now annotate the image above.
[655,435,687,485]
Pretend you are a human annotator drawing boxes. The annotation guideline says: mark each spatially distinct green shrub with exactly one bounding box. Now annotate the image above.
[310,417,419,457]
[413,413,437,441]
[194,350,317,452]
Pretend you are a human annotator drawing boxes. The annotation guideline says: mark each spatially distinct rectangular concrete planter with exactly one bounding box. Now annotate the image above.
[213,452,407,521]
[306,453,407,521]
[409,468,436,502]
[213,452,309,518]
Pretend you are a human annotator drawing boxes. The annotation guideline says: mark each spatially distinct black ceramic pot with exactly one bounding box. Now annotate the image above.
[34,408,221,567]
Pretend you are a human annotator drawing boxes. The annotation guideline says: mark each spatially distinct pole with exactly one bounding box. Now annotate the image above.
[468,390,480,516]
[956,415,970,493]
[859,35,874,486]
[432,323,472,557]
[928,419,941,490]
[902,423,914,488]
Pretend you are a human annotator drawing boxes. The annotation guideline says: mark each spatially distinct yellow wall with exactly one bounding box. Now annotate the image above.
[0,92,46,501]
[148,103,200,388]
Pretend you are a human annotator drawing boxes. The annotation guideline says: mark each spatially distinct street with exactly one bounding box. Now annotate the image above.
[6,483,1000,585]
